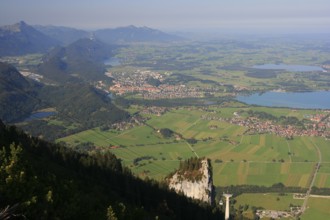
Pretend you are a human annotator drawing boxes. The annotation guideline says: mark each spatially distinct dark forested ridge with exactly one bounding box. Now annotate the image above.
[18,83,130,141]
[0,62,129,139]
[37,38,115,84]
[0,120,224,219]
[0,62,41,123]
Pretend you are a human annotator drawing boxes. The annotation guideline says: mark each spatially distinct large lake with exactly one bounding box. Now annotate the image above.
[237,91,330,109]
[253,64,325,72]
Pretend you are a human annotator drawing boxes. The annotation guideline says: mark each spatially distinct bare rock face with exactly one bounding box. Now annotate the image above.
[168,159,214,204]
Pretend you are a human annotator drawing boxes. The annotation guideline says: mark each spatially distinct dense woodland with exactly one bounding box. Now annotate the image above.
[0,120,224,219]
[0,62,41,123]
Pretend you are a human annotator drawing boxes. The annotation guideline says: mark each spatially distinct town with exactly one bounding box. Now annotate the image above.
[201,111,330,139]
[106,69,224,99]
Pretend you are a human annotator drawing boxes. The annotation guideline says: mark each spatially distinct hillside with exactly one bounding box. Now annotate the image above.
[0,62,40,122]
[19,83,130,141]
[0,120,223,219]
[95,25,183,44]
[0,21,58,56]
[34,25,90,45]
[38,38,114,84]
[0,63,128,139]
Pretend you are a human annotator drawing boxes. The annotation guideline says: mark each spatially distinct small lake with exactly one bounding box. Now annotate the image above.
[237,91,330,109]
[253,64,325,72]
[25,111,56,121]
[104,57,121,66]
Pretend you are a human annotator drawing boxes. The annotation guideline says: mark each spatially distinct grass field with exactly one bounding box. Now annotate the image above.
[234,194,330,220]
[234,193,303,211]
[301,196,330,220]
[233,193,330,220]
[59,106,330,189]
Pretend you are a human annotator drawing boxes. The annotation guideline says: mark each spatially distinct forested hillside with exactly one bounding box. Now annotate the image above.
[0,62,40,123]
[0,120,223,219]
[37,38,115,84]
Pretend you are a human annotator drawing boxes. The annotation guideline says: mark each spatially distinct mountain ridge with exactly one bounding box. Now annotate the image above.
[37,38,113,84]
[95,25,184,44]
[0,21,58,56]
[0,62,40,123]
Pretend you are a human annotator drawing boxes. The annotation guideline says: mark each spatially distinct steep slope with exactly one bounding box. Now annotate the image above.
[0,121,224,219]
[0,21,58,56]
[34,25,90,45]
[0,62,40,122]
[168,157,215,204]
[95,25,183,44]
[40,83,129,127]
[19,83,130,141]
[38,38,114,84]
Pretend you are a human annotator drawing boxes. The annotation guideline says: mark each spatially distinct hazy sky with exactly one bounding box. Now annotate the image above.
[1,0,329,32]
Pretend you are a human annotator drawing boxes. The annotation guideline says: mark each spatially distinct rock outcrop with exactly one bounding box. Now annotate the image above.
[168,158,214,204]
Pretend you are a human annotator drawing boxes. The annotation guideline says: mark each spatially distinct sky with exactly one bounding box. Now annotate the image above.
[1,0,330,33]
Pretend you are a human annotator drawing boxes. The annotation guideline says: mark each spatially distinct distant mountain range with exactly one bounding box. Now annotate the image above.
[0,21,59,56]
[0,21,183,56]
[94,25,183,44]
[34,25,90,45]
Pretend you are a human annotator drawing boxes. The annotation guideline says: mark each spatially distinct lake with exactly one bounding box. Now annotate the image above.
[25,111,56,121]
[253,64,325,72]
[237,91,330,109]
[104,57,121,66]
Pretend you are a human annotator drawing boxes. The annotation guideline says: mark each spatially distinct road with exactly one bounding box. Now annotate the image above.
[301,140,322,213]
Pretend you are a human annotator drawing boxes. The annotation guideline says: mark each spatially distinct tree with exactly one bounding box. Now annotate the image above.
[107,205,118,220]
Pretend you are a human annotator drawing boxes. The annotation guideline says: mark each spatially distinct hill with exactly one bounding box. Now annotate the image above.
[0,120,223,219]
[0,63,128,139]
[37,38,114,84]
[95,25,183,44]
[39,83,129,127]
[17,83,130,141]
[0,62,40,123]
[0,21,58,56]
[34,25,90,45]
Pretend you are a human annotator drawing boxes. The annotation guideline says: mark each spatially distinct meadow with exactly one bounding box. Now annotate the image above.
[59,106,330,189]
[234,193,330,220]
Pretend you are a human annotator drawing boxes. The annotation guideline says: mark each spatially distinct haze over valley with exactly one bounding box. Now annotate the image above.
[1,1,330,219]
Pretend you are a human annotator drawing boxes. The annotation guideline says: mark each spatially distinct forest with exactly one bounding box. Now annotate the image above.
[0,120,224,219]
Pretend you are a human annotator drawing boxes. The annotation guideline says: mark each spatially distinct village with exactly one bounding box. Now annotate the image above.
[106,69,223,99]
[201,111,330,139]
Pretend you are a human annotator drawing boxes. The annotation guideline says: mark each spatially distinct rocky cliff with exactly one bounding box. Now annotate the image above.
[168,158,214,204]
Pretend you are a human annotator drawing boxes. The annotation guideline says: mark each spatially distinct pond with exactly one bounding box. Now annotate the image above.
[252,64,325,72]
[25,111,57,121]
[104,57,121,66]
[236,91,330,109]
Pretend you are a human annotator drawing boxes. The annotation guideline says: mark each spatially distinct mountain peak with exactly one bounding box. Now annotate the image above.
[0,21,58,56]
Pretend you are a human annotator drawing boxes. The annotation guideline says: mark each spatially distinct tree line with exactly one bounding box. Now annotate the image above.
[0,120,223,219]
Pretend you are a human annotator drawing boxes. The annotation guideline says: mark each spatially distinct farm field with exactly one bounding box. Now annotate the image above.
[59,106,330,189]
[233,193,330,220]
[301,196,330,220]
[234,193,303,213]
